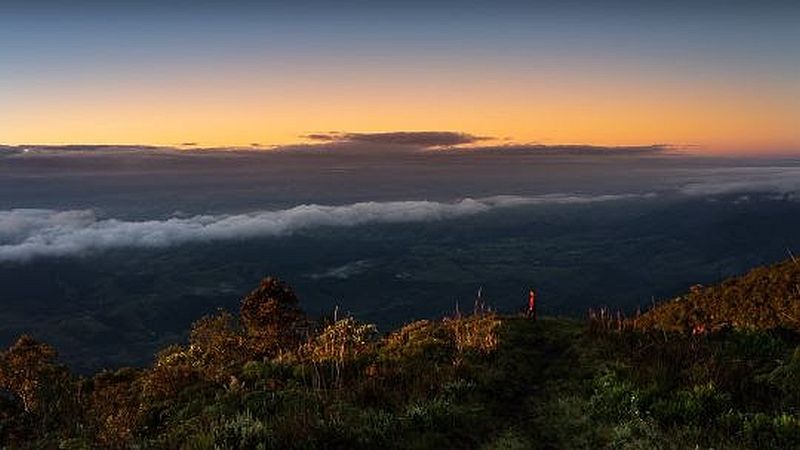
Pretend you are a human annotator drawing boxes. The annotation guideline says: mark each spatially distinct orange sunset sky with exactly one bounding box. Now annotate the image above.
[1,1,798,154]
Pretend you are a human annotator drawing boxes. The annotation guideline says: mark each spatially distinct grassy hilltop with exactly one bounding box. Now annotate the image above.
[3,260,800,448]
[637,258,800,332]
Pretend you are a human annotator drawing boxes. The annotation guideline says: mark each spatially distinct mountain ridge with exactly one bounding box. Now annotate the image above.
[2,260,800,448]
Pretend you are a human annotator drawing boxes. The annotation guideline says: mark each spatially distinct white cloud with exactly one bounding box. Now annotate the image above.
[679,167,800,196]
[0,194,641,262]
[309,260,375,280]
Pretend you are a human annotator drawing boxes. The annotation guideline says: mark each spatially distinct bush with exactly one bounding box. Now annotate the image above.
[188,311,249,384]
[479,429,532,450]
[589,370,643,423]
[761,346,800,406]
[304,317,378,364]
[650,382,731,426]
[211,410,274,450]
[445,314,501,356]
[738,413,800,448]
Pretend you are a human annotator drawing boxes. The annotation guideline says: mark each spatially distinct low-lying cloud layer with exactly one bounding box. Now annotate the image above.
[679,167,800,196]
[0,194,640,262]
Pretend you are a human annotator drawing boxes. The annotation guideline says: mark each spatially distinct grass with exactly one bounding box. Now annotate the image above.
[4,259,800,448]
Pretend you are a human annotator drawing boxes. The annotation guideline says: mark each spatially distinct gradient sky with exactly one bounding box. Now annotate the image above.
[1,0,798,153]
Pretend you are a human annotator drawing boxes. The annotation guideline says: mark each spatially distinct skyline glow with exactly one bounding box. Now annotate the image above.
[1,1,798,153]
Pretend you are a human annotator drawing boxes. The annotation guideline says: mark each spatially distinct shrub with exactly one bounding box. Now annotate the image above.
[211,410,273,450]
[479,429,532,450]
[589,370,643,423]
[445,314,501,356]
[650,382,731,426]
[303,317,378,364]
[87,367,143,446]
[738,412,800,448]
[0,335,70,414]
[381,320,455,365]
[0,335,79,437]
[762,346,800,405]
[188,311,249,384]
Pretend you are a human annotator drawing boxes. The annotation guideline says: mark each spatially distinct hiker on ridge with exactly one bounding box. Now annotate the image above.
[527,288,537,321]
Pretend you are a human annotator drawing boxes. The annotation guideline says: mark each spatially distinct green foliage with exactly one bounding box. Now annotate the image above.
[188,310,248,384]
[381,320,455,365]
[762,346,800,405]
[479,429,532,450]
[210,410,273,450]
[445,314,501,356]
[304,317,378,364]
[711,412,800,449]
[589,370,644,423]
[5,265,800,449]
[722,330,786,359]
[650,382,731,426]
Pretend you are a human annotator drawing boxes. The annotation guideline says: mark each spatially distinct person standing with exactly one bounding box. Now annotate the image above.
[527,288,537,320]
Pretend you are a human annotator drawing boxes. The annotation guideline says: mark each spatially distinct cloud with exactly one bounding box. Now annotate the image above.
[280,139,675,156]
[303,131,491,148]
[679,167,800,196]
[0,193,644,263]
[436,143,673,156]
[0,144,175,157]
[2,134,676,159]
[303,133,340,142]
[309,260,374,280]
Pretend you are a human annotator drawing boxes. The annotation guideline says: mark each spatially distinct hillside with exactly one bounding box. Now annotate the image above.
[2,265,800,448]
[637,258,800,332]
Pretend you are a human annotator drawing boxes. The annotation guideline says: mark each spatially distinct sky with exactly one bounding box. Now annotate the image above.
[1,0,799,154]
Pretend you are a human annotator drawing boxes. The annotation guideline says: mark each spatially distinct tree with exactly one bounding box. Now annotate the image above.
[240,277,306,357]
[0,336,63,413]
[0,335,79,442]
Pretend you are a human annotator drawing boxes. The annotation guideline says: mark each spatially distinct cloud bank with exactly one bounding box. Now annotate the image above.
[436,143,672,156]
[1,132,676,158]
[303,131,490,148]
[679,167,800,196]
[0,194,640,262]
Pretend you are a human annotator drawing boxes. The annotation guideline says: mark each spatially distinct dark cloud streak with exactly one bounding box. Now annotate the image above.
[439,143,674,156]
[1,134,676,159]
[303,131,491,148]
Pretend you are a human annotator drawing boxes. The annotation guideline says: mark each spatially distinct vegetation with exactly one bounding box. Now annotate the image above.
[634,258,800,332]
[2,259,800,448]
